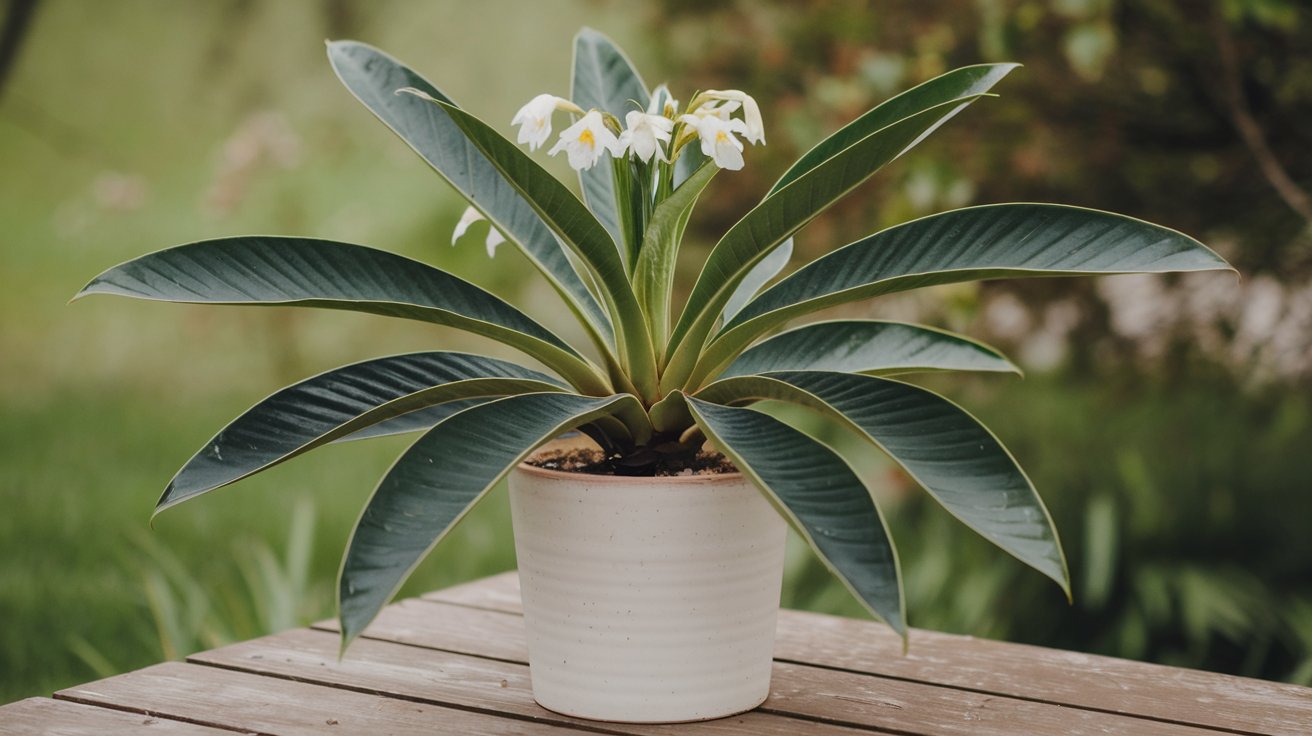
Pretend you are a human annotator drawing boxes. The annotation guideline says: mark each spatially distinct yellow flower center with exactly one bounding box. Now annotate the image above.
[578,128,596,148]
[715,130,729,143]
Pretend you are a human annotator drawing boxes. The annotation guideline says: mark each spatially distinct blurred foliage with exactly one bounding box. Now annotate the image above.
[652,0,1312,684]
[778,375,1312,684]
[2,0,1310,705]
[651,0,1312,383]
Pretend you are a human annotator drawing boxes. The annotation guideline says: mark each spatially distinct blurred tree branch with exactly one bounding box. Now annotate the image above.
[1213,10,1312,226]
[0,0,39,103]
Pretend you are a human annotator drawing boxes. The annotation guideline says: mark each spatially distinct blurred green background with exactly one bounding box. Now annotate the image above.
[2,0,1310,704]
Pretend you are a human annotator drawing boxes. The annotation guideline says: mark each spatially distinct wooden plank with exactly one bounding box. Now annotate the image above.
[425,572,1312,736]
[0,697,230,735]
[321,597,1228,736]
[190,628,885,736]
[55,661,595,736]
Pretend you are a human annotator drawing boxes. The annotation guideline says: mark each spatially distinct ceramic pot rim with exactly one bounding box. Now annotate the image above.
[515,453,744,485]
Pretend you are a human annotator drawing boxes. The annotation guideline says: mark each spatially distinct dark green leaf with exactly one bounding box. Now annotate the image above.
[75,236,609,393]
[718,320,1017,380]
[326,40,614,352]
[572,28,650,251]
[339,392,643,645]
[721,238,792,324]
[335,398,488,442]
[158,352,562,511]
[662,96,988,390]
[685,396,905,634]
[771,63,1019,194]
[696,372,1069,597]
[696,204,1233,384]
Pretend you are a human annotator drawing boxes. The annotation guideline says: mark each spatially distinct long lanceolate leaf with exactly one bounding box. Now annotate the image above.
[685,397,905,635]
[158,352,564,511]
[721,237,792,325]
[428,100,660,400]
[771,63,1019,195]
[75,236,610,394]
[696,372,1070,597]
[339,392,645,645]
[718,320,1017,380]
[572,28,650,256]
[335,398,487,442]
[325,41,616,358]
[714,70,1018,325]
[692,204,1234,386]
[661,95,987,390]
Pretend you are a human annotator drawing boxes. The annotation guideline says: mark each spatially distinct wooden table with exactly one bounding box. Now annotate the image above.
[4,572,1309,735]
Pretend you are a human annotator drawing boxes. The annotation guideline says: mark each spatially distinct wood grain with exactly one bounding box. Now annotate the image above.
[55,661,594,736]
[13,572,1310,736]
[423,571,1312,736]
[190,628,883,736]
[320,596,1228,736]
[0,697,231,735]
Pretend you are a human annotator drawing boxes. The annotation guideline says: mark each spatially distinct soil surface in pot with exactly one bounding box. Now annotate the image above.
[526,447,738,477]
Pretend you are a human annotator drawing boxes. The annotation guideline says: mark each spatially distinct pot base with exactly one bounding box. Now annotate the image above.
[509,460,787,723]
[531,692,769,725]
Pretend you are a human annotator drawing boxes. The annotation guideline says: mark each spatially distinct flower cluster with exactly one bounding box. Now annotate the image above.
[510,89,764,172]
[456,86,765,254]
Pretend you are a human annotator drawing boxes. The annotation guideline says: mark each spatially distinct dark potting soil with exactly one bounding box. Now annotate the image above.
[526,447,738,477]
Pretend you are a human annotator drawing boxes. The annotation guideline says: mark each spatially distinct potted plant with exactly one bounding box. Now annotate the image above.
[75,29,1232,723]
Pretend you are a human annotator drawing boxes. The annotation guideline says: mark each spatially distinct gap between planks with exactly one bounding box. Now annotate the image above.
[299,601,1231,736]
[411,571,1312,736]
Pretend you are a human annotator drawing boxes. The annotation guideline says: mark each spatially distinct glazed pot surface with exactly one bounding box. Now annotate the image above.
[509,462,787,723]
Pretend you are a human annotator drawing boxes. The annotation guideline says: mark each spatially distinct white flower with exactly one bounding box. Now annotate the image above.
[547,111,622,171]
[617,111,674,162]
[511,94,577,151]
[699,100,740,120]
[452,205,507,258]
[702,90,765,144]
[679,114,749,170]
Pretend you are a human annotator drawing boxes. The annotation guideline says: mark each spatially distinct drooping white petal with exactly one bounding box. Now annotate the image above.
[703,100,740,120]
[618,110,674,162]
[452,206,486,245]
[511,94,572,151]
[680,115,748,170]
[704,90,765,144]
[452,205,504,258]
[485,227,506,258]
[547,110,621,171]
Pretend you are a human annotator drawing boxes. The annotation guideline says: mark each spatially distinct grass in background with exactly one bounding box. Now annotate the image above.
[0,387,518,703]
[4,0,1309,705]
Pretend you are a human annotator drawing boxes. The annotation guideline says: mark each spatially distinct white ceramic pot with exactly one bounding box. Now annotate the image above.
[508,459,788,723]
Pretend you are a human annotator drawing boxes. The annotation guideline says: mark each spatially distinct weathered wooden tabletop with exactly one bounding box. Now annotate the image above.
[4,571,1309,735]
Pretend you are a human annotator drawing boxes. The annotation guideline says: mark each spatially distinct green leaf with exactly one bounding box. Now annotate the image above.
[718,320,1017,381]
[633,161,718,345]
[335,398,488,442]
[75,236,610,394]
[695,204,1234,385]
[662,95,988,391]
[721,237,792,324]
[572,28,650,253]
[339,392,644,645]
[684,396,905,634]
[695,371,1070,598]
[326,41,614,354]
[424,98,659,398]
[771,63,1019,194]
[158,352,564,511]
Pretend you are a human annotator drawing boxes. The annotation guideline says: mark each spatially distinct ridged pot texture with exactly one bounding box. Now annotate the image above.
[508,461,788,723]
